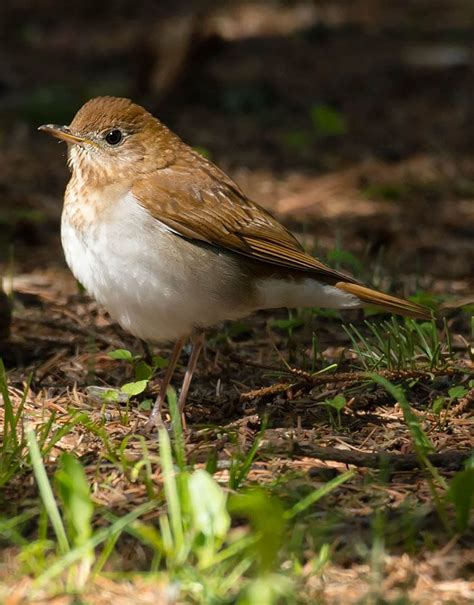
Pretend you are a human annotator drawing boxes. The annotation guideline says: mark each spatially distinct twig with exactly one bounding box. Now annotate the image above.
[285,445,471,471]
[451,388,474,417]
[241,366,466,401]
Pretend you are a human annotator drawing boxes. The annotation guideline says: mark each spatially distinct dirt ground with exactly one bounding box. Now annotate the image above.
[0,2,473,603]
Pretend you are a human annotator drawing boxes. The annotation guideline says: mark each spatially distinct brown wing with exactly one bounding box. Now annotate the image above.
[132,155,359,286]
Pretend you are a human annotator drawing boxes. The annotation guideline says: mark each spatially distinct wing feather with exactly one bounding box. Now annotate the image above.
[132,158,357,285]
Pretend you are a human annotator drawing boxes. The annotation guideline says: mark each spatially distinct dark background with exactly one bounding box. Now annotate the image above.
[0,0,473,300]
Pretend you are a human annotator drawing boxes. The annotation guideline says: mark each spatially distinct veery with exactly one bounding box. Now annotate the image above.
[39,97,430,427]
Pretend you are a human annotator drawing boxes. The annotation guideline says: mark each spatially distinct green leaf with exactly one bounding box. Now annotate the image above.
[121,380,148,396]
[327,248,363,275]
[432,396,445,415]
[229,489,285,573]
[447,468,474,531]
[134,361,153,381]
[152,355,169,369]
[310,104,347,136]
[102,388,120,402]
[237,573,293,605]
[325,395,347,411]
[108,349,133,361]
[188,470,230,539]
[139,399,152,411]
[448,386,468,401]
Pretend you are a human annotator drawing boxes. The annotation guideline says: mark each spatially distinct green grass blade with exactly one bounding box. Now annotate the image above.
[0,359,16,446]
[229,419,267,490]
[26,425,70,555]
[158,427,184,553]
[369,375,433,455]
[40,412,89,456]
[168,386,186,472]
[284,470,355,519]
[33,501,155,589]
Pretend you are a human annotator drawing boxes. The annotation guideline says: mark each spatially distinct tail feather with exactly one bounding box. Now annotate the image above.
[335,282,432,320]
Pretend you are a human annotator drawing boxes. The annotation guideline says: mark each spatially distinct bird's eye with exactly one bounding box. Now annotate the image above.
[104,129,123,146]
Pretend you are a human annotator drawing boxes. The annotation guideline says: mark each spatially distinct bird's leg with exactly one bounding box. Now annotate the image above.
[146,336,186,430]
[178,332,204,422]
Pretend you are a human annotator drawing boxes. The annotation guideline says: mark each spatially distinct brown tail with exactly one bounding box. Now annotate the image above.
[336,282,432,320]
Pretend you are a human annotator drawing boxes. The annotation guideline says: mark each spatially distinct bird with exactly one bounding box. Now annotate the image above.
[39,96,430,428]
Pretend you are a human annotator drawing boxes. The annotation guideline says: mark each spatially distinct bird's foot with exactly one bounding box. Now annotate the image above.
[143,409,188,435]
[143,409,167,433]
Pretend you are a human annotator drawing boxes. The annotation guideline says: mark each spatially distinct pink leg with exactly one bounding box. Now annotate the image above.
[178,332,204,417]
[146,336,186,430]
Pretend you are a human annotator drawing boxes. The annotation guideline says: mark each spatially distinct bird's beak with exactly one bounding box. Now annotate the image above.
[38,124,87,144]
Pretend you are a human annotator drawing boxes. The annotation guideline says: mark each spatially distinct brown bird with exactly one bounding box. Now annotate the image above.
[39,97,430,427]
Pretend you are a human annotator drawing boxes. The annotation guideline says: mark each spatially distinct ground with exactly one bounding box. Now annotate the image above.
[0,2,473,604]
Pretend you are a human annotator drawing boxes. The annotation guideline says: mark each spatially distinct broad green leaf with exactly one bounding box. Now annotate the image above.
[448,386,468,400]
[237,574,293,605]
[108,349,133,361]
[326,395,347,411]
[134,361,153,381]
[121,380,148,396]
[188,470,230,539]
[139,399,152,411]
[152,355,169,369]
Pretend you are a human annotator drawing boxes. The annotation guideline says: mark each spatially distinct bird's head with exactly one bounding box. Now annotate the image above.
[39,96,177,182]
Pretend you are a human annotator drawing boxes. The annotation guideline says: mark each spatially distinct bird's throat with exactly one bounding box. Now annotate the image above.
[64,173,133,233]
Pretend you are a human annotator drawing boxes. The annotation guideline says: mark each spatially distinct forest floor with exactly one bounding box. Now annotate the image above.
[0,3,473,604]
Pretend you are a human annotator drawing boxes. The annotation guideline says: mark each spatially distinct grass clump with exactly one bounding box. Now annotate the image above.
[0,373,355,604]
[343,318,448,371]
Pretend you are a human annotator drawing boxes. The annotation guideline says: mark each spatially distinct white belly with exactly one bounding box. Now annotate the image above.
[61,193,254,342]
[62,191,359,342]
